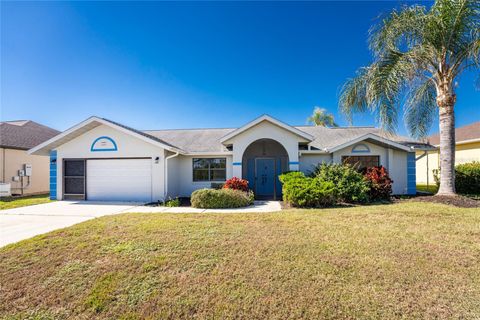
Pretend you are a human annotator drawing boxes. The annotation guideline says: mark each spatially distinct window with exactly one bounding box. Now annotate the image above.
[193,158,226,181]
[342,156,380,170]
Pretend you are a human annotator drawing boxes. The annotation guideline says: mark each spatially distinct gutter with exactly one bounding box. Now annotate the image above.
[164,151,179,200]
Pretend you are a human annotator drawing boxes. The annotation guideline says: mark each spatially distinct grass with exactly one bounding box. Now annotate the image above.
[0,193,51,210]
[1,202,479,319]
[416,184,438,194]
[416,184,480,200]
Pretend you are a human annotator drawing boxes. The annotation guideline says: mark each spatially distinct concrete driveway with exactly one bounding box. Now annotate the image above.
[0,201,142,247]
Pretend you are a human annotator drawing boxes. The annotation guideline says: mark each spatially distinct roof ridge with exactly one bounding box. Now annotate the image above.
[144,127,236,132]
[101,117,181,150]
[295,125,377,129]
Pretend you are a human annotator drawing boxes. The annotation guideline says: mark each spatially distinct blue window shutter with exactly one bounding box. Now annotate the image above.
[50,150,57,200]
[407,152,416,195]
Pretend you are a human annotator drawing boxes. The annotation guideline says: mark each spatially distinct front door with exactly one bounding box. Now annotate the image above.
[255,158,275,198]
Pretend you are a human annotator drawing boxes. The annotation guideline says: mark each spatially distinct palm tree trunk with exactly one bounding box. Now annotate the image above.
[436,89,456,195]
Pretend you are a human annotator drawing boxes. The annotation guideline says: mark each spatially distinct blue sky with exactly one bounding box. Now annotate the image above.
[1,1,479,135]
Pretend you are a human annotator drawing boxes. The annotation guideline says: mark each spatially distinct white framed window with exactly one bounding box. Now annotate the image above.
[193,158,226,181]
[342,155,380,170]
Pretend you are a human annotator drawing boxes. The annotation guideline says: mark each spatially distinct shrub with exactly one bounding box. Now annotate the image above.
[191,188,254,209]
[164,197,181,207]
[278,171,305,185]
[223,177,250,192]
[455,161,480,194]
[279,171,337,207]
[363,166,393,201]
[312,163,369,203]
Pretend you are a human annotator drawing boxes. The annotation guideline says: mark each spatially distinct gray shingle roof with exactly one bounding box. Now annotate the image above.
[101,118,180,150]
[144,125,421,153]
[145,128,234,152]
[296,126,418,150]
[428,121,480,145]
[0,120,60,150]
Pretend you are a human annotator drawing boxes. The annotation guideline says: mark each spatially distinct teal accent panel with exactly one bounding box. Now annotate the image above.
[407,152,416,195]
[50,150,57,200]
[91,136,118,152]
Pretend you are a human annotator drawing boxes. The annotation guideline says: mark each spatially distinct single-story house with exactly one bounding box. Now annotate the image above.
[416,121,480,185]
[29,115,430,202]
[1,120,60,196]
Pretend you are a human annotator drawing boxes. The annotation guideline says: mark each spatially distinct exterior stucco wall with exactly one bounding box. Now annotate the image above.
[415,150,438,184]
[416,141,480,184]
[167,154,233,198]
[0,147,50,195]
[224,120,309,177]
[54,125,166,201]
[298,154,332,174]
[331,142,410,195]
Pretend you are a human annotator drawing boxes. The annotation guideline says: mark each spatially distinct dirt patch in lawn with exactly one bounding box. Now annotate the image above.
[407,194,480,208]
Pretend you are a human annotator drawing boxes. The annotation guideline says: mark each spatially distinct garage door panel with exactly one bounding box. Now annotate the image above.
[86,159,152,202]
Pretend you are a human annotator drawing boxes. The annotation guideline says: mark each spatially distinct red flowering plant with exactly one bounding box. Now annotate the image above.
[223,177,250,192]
[363,166,393,201]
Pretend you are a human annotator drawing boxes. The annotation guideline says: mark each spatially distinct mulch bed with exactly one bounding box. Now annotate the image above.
[406,195,480,208]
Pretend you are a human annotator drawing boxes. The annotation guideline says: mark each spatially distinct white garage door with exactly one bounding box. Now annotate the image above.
[86,159,152,202]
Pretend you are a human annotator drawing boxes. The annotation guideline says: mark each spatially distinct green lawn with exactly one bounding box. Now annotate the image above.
[416,184,438,194]
[1,202,479,319]
[416,184,480,200]
[0,194,51,210]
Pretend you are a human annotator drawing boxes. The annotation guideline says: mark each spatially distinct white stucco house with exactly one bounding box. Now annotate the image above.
[29,115,428,202]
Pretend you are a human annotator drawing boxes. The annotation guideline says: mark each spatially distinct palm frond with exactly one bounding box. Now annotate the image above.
[369,5,427,56]
[404,81,437,138]
[339,0,479,138]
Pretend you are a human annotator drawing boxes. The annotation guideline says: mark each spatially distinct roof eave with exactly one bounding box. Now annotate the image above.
[29,116,185,156]
[220,114,314,143]
[327,133,413,153]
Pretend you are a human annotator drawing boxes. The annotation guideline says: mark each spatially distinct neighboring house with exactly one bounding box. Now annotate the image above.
[416,121,480,185]
[0,120,60,196]
[29,115,430,202]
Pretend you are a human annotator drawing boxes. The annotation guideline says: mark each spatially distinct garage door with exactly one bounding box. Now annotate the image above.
[86,159,152,202]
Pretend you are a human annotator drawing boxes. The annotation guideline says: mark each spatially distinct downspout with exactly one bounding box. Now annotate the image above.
[164,151,179,200]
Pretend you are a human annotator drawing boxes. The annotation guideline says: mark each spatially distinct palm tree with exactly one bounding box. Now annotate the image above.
[339,0,479,195]
[307,107,339,127]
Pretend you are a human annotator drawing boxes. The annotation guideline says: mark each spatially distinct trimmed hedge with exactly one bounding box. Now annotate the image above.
[191,188,254,209]
[455,161,480,194]
[312,163,369,203]
[279,172,337,207]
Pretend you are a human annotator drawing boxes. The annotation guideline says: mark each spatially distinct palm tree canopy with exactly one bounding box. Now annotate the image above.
[339,0,479,138]
[307,107,339,127]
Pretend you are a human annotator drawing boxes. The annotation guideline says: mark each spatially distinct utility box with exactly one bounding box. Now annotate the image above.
[0,183,11,197]
[24,164,32,176]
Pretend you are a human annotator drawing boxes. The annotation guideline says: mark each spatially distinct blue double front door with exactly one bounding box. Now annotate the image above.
[245,158,283,199]
[255,158,276,197]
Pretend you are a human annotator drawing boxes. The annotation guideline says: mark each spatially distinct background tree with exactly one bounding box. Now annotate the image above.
[307,107,339,127]
[339,0,479,195]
